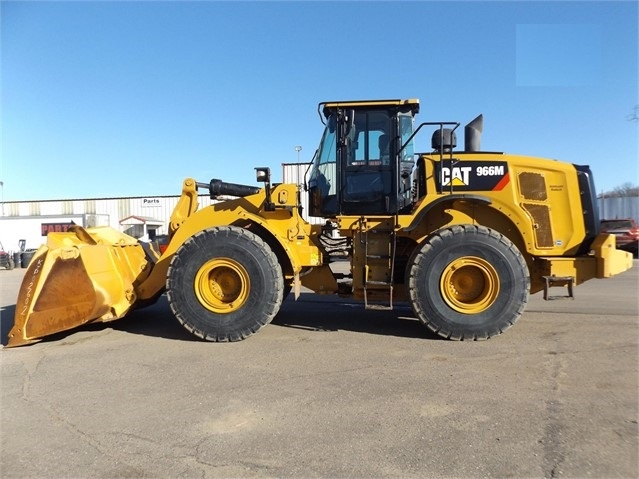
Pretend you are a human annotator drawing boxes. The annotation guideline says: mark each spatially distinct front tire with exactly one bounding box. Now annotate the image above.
[406,225,530,340]
[167,226,284,341]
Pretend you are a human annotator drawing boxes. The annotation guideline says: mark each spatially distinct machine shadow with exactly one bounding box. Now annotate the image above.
[109,295,195,341]
[1,294,440,347]
[0,305,17,346]
[272,294,441,340]
[115,294,439,342]
[1,297,194,347]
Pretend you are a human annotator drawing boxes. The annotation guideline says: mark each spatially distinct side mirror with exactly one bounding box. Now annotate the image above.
[346,109,355,135]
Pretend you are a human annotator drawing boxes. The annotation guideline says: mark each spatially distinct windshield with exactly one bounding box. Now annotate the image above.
[349,110,392,165]
[309,124,337,196]
[399,113,415,162]
[307,122,338,216]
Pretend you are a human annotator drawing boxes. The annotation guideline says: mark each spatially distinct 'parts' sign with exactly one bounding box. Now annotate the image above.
[41,222,76,236]
[141,198,161,207]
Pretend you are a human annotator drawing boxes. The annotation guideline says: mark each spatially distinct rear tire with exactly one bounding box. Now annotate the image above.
[406,225,529,340]
[167,226,284,341]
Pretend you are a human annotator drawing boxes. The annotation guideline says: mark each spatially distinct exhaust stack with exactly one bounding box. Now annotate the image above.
[464,114,483,152]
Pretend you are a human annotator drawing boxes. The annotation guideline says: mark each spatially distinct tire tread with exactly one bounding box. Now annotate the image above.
[166,226,283,342]
[407,225,529,341]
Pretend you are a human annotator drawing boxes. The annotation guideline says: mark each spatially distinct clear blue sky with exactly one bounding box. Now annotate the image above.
[2,0,637,201]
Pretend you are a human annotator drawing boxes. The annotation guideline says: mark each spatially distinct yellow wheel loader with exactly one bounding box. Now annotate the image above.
[7,99,633,347]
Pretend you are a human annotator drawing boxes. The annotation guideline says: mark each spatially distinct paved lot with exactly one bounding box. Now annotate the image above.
[1,261,638,478]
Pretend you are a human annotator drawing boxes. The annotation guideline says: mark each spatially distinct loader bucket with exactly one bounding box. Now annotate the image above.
[6,226,155,347]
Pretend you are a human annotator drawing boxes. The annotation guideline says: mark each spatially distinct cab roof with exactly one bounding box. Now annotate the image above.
[319,99,420,118]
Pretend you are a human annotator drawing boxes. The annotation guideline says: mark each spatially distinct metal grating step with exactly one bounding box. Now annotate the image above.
[542,275,575,300]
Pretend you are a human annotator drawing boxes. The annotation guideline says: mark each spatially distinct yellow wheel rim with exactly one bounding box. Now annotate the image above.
[194,258,250,314]
[440,256,500,314]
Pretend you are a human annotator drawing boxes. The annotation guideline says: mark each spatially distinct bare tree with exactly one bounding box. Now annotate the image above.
[601,182,639,197]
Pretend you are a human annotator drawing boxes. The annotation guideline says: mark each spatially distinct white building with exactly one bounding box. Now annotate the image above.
[0,163,318,253]
[0,194,220,253]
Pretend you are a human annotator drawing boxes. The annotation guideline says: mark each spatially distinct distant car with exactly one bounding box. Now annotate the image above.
[153,234,170,254]
[600,219,639,256]
[0,241,14,270]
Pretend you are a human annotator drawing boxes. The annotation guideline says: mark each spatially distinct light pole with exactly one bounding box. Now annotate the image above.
[0,181,4,217]
[294,146,302,163]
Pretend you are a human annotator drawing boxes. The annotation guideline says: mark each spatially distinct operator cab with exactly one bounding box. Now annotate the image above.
[308,99,419,217]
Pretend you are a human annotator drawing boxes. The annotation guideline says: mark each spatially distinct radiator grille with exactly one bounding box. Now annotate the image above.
[518,172,547,201]
[522,203,554,248]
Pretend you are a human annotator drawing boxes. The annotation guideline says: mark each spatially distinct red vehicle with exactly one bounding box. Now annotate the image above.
[152,234,170,254]
[600,219,639,256]
[0,241,14,270]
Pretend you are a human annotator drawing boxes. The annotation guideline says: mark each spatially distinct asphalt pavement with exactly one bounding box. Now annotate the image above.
[1,261,638,478]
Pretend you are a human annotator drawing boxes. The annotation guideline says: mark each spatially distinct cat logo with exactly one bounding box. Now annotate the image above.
[441,166,472,186]
[437,160,509,192]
